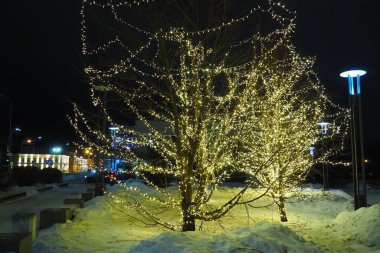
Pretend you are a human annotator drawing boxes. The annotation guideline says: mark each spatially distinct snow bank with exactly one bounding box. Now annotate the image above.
[334,204,380,249]
[75,197,114,221]
[0,185,39,199]
[31,183,380,253]
[129,221,323,253]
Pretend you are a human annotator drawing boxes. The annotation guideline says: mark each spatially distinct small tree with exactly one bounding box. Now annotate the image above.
[240,40,349,222]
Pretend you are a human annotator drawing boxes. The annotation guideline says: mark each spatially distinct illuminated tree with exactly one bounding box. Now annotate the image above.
[72,0,348,230]
[239,41,349,222]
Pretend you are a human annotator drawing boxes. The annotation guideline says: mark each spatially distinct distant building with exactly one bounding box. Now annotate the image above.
[12,153,92,172]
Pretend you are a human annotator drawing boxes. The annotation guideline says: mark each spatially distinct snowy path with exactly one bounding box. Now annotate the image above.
[0,183,89,233]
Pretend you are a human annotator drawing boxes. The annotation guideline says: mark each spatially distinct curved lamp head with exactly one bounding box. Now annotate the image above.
[340,70,366,78]
[317,122,330,135]
[317,122,330,127]
[340,69,366,95]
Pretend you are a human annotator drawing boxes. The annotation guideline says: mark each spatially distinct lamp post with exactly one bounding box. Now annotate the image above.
[4,127,21,171]
[317,122,330,191]
[109,126,119,170]
[340,69,367,209]
[0,93,13,171]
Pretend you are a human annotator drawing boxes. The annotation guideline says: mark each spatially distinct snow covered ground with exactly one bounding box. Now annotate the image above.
[0,184,89,233]
[28,181,380,253]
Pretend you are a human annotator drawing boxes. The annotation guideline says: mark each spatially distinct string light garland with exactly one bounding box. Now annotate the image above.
[75,0,350,231]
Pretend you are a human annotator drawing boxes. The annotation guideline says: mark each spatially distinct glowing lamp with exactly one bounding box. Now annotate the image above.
[52,147,62,154]
[309,147,315,156]
[109,126,119,136]
[340,70,366,95]
[340,69,367,209]
[317,122,330,135]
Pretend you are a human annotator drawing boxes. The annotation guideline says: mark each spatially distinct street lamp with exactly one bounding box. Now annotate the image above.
[0,93,13,170]
[309,146,316,156]
[51,146,62,155]
[3,127,21,170]
[317,122,330,191]
[21,136,43,154]
[109,126,119,170]
[340,69,367,209]
[21,138,32,153]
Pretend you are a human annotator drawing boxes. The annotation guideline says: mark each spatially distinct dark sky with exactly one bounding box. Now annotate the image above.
[1,1,379,164]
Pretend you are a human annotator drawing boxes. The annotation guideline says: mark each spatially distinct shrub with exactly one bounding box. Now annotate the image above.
[39,167,62,184]
[11,166,40,186]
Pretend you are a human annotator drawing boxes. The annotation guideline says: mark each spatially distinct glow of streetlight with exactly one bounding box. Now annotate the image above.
[317,122,330,135]
[339,70,366,78]
[309,147,315,156]
[52,147,62,154]
[340,70,366,95]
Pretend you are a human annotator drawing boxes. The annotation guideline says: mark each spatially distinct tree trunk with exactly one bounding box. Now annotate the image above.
[181,183,195,231]
[277,196,288,222]
[182,212,195,231]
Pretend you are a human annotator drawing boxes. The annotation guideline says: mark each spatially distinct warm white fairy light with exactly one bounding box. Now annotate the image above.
[232,39,350,222]
[75,0,350,231]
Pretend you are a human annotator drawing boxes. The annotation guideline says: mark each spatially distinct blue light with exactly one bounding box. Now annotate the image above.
[340,69,366,96]
[357,74,361,94]
[309,147,315,156]
[51,147,62,154]
[349,76,355,95]
[317,122,330,135]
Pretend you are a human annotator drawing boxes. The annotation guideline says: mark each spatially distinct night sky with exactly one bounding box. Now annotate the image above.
[1,1,379,166]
